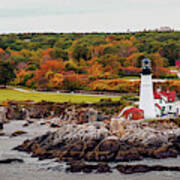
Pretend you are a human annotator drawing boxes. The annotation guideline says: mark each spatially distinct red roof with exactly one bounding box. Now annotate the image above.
[154,91,161,99]
[125,107,144,113]
[61,71,75,76]
[155,103,161,110]
[122,107,144,120]
[154,90,176,102]
[176,59,180,67]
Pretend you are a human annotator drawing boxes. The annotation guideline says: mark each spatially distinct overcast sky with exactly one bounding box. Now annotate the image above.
[0,0,179,33]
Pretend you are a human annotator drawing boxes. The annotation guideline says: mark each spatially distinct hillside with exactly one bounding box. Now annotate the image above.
[0,32,179,92]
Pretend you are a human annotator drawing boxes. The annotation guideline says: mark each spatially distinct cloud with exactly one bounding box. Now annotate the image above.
[0,0,179,33]
[0,10,179,33]
[0,0,179,18]
[0,0,107,18]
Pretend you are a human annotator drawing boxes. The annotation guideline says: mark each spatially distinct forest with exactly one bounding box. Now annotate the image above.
[0,31,179,92]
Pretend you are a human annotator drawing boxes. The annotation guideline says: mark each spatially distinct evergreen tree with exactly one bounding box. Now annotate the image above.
[0,61,15,88]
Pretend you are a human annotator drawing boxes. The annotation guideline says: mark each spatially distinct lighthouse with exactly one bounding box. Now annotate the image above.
[139,58,156,119]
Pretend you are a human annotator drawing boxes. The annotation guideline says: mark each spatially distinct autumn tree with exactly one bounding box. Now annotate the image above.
[86,62,104,78]
[98,54,121,75]
[125,53,145,67]
[33,60,65,89]
[40,60,64,73]
[0,48,5,59]
[62,74,84,90]
[50,47,68,60]
[148,52,168,77]
[72,42,91,62]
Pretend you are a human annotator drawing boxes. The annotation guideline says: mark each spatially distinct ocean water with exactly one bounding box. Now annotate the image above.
[0,121,180,180]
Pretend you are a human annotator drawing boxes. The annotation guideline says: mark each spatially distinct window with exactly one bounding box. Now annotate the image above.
[169,106,172,110]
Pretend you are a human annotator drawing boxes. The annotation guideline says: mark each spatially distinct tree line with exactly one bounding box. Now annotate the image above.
[0,32,179,91]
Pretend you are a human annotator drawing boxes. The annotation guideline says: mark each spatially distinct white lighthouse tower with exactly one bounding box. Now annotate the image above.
[139,58,156,119]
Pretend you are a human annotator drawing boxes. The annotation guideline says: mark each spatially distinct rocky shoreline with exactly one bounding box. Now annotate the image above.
[14,120,180,163]
[1,100,180,174]
[65,161,180,174]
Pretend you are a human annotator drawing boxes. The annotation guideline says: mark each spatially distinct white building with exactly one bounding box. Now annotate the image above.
[158,26,173,32]
[154,89,180,117]
[139,58,156,119]
[119,58,180,120]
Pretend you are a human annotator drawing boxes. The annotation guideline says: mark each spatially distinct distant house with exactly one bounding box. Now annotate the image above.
[158,26,173,32]
[78,74,89,82]
[154,89,179,117]
[176,59,180,68]
[24,39,31,42]
[61,71,75,78]
[61,71,89,82]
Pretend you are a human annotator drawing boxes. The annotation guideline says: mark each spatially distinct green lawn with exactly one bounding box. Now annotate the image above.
[121,76,140,80]
[0,89,121,103]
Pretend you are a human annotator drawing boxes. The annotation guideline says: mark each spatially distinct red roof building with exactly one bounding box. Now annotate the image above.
[122,107,144,120]
[61,71,75,77]
[176,59,180,68]
[154,90,176,103]
[154,89,178,117]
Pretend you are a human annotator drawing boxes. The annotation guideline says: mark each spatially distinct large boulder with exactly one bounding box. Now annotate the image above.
[115,147,144,161]
[116,164,180,174]
[6,103,26,120]
[57,107,98,124]
[110,117,125,138]
[66,161,112,173]
[0,106,7,123]
[85,136,120,161]
[15,122,111,161]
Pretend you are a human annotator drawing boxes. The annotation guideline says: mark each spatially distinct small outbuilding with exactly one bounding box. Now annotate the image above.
[176,59,180,68]
[120,107,144,120]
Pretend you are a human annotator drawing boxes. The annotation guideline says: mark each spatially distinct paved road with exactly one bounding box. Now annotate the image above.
[7,86,122,97]
[7,78,171,97]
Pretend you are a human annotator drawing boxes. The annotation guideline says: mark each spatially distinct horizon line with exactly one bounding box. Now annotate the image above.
[1,29,180,35]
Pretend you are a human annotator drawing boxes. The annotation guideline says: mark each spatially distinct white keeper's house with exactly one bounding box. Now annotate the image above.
[119,58,180,120]
[154,89,180,117]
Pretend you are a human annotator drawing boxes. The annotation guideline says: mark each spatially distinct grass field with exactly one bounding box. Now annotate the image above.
[121,76,140,80]
[0,89,121,103]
